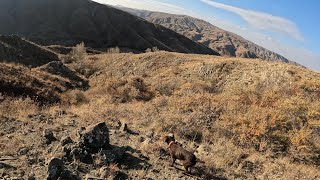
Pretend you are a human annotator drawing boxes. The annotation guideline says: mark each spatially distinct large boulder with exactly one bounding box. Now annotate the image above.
[79,122,110,151]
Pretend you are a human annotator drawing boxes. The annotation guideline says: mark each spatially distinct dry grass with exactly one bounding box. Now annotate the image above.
[66,51,319,178]
[0,97,38,121]
[1,51,319,178]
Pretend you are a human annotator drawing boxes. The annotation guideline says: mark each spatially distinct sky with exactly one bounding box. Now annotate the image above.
[92,0,320,71]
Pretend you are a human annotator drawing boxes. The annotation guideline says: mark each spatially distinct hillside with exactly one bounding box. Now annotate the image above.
[0,35,59,67]
[0,0,218,55]
[1,50,319,179]
[120,7,292,63]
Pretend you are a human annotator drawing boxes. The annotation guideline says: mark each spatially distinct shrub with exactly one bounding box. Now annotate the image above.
[106,77,155,103]
[145,47,160,53]
[64,42,87,63]
[152,46,159,52]
[61,89,87,105]
[0,97,38,120]
[107,47,120,54]
[145,48,152,53]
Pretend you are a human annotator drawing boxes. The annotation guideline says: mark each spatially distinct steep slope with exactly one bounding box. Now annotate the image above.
[120,7,291,63]
[0,0,218,55]
[0,35,59,67]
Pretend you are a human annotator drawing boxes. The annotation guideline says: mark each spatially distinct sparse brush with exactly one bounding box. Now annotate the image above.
[0,97,38,120]
[107,46,120,54]
[61,89,87,106]
[106,77,155,103]
[64,42,87,63]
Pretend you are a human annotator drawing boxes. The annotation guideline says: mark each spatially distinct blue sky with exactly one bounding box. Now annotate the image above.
[93,0,320,71]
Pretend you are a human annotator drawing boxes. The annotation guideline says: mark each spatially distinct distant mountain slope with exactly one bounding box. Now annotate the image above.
[0,35,59,67]
[0,0,218,55]
[120,7,291,63]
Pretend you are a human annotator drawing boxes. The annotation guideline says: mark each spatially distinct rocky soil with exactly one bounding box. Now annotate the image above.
[0,115,220,180]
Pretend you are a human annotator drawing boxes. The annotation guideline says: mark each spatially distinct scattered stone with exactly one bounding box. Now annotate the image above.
[47,158,63,180]
[139,136,146,142]
[27,157,38,165]
[28,113,53,123]
[79,122,109,150]
[61,136,73,146]
[28,174,36,180]
[0,162,15,169]
[43,129,57,144]
[19,147,29,155]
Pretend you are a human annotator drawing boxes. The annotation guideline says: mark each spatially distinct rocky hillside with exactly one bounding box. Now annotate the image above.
[0,61,88,103]
[120,7,291,63]
[0,35,88,103]
[0,35,59,67]
[1,50,319,179]
[0,0,218,55]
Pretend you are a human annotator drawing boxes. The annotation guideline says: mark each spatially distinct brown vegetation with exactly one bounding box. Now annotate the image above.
[0,51,319,179]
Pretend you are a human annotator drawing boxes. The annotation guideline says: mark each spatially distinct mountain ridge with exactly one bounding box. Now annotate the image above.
[0,0,218,55]
[119,6,296,64]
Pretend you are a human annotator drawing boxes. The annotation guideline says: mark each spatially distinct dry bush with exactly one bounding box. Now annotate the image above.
[152,46,159,52]
[106,77,155,103]
[107,46,120,54]
[145,48,152,53]
[145,47,160,53]
[0,97,38,120]
[61,89,88,106]
[64,42,87,63]
[71,60,99,78]
[55,52,320,177]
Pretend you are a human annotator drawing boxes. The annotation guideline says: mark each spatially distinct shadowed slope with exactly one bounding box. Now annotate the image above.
[0,35,59,67]
[0,0,218,55]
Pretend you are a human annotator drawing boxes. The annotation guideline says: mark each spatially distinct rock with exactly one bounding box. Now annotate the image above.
[61,136,73,146]
[70,146,93,164]
[43,129,56,144]
[99,146,126,164]
[139,136,146,142]
[0,162,15,169]
[28,174,36,180]
[19,147,29,155]
[57,169,79,180]
[79,122,109,150]
[27,157,38,165]
[47,158,63,180]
